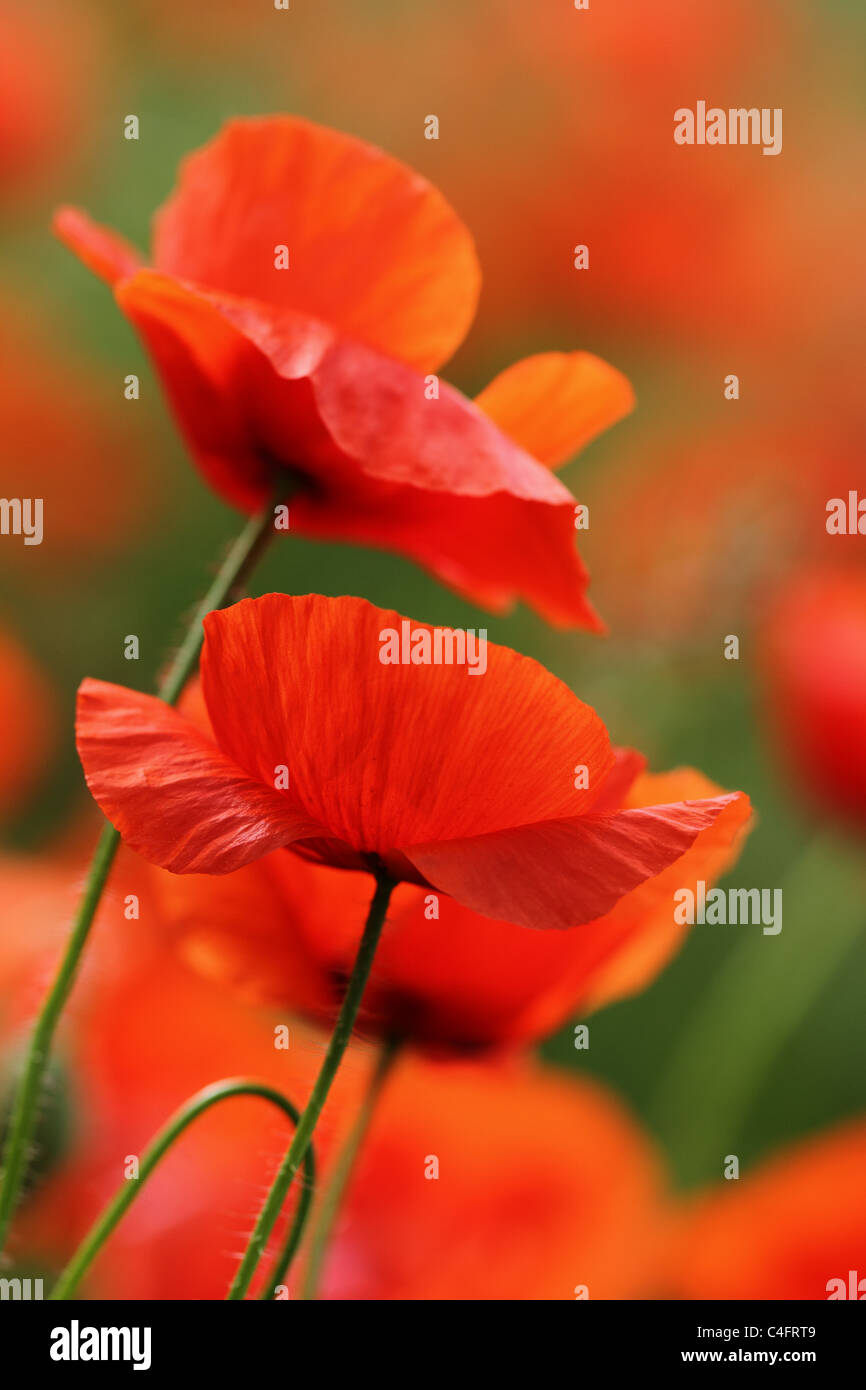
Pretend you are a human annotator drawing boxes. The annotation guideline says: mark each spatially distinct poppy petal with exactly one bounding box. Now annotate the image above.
[114,271,600,627]
[573,775,752,1012]
[114,271,275,511]
[317,1057,665,1300]
[76,679,324,873]
[151,115,480,372]
[53,206,143,286]
[589,745,647,813]
[475,351,635,468]
[405,795,744,930]
[200,594,613,854]
[148,851,345,1012]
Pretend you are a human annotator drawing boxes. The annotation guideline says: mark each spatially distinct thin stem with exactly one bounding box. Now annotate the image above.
[296,1034,401,1302]
[0,499,281,1251]
[49,1078,314,1300]
[227,871,396,1301]
[157,502,281,706]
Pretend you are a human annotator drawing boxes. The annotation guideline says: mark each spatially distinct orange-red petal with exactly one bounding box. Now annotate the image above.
[146,769,750,1047]
[52,206,143,287]
[476,350,635,468]
[151,115,480,372]
[314,1056,666,1300]
[112,270,599,627]
[200,594,613,853]
[406,795,743,931]
[75,679,324,873]
[570,770,753,1012]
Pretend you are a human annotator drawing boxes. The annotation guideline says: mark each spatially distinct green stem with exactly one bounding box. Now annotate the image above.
[297,1034,401,1302]
[227,871,396,1301]
[0,500,281,1252]
[49,1078,314,1299]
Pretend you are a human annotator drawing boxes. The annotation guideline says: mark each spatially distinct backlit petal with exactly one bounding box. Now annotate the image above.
[200,594,612,853]
[76,679,324,873]
[151,115,480,371]
[406,795,743,930]
[475,351,635,468]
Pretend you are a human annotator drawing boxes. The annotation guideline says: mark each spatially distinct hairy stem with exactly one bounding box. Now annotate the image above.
[50,1078,314,1299]
[297,1034,401,1302]
[227,871,395,1300]
[0,500,280,1251]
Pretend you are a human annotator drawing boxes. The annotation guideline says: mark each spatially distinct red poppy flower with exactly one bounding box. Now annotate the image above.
[53,115,634,628]
[149,763,751,1048]
[0,626,56,822]
[3,852,665,1301]
[761,569,866,830]
[0,2,99,208]
[76,593,746,935]
[592,402,866,642]
[672,1118,866,1299]
[309,1054,666,1300]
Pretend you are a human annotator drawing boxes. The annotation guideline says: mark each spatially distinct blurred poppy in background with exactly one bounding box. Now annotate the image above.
[0,627,55,823]
[149,762,750,1050]
[311,1054,667,1301]
[2,847,667,1301]
[0,0,101,213]
[760,569,866,832]
[672,1117,866,1299]
[1,846,355,1298]
[0,302,151,573]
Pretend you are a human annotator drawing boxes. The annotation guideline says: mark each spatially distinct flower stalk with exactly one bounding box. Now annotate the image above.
[0,500,281,1252]
[50,1078,314,1300]
[296,1033,401,1301]
[227,869,396,1300]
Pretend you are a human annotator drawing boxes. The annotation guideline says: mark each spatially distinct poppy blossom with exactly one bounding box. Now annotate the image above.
[76,592,746,935]
[3,856,664,1301]
[0,302,152,572]
[760,569,866,831]
[0,626,56,822]
[671,1117,866,1299]
[54,115,634,628]
[307,1054,666,1300]
[253,0,839,358]
[0,2,99,208]
[592,401,866,642]
[149,763,751,1049]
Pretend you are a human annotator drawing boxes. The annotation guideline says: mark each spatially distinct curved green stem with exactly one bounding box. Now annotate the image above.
[297,1034,401,1302]
[49,1078,314,1300]
[227,871,396,1300]
[0,500,281,1252]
